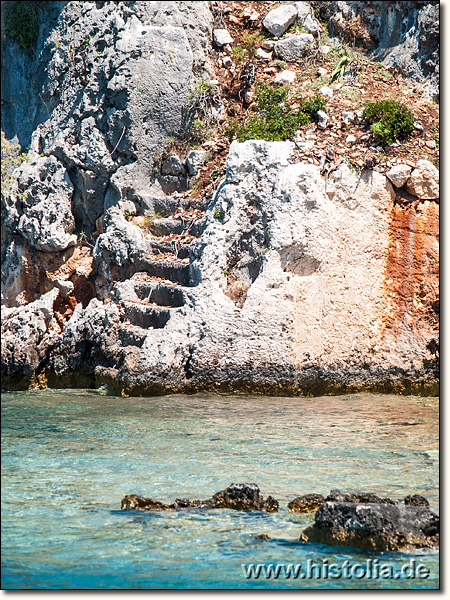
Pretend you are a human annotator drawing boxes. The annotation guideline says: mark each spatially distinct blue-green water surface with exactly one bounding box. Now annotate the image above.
[1,389,439,589]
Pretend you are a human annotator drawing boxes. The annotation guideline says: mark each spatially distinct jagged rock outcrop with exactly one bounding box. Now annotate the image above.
[327,1,439,100]
[121,483,279,512]
[300,501,439,550]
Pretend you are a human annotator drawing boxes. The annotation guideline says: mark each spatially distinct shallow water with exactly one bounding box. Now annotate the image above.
[1,389,439,589]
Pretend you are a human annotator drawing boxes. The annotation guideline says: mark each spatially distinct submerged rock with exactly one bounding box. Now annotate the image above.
[288,493,325,513]
[300,501,439,551]
[121,483,279,513]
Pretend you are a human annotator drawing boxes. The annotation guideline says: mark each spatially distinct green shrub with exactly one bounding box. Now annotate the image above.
[232,31,265,62]
[1,130,28,194]
[4,1,47,55]
[231,83,325,142]
[363,100,415,147]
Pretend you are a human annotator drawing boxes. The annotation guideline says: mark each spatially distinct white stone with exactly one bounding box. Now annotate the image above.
[294,2,312,20]
[319,86,333,97]
[319,44,331,54]
[386,164,412,188]
[341,111,355,125]
[256,48,272,60]
[262,40,275,51]
[263,4,298,37]
[185,150,207,177]
[301,14,322,35]
[274,69,296,84]
[345,135,357,145]
[405,159,439,199]
[222,55,232,68]
[414,121,424,131]
[244,90,255,104]
[317,67,328,77]
[213,29,234,47]
[425,139,437,149]
[317,110,329,129]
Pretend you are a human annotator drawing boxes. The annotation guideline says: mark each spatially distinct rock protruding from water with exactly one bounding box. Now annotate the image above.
[288,493,325,513]
[300,501,439,551]
[121,483,279,513]
[404,494,430,507]
[325,489,397,505]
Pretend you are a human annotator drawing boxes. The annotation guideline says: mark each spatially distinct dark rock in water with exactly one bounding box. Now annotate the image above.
[404,494,430,507]
[325,489,396,505]
[121,483,278,513]
[288,494,325,513]
[255,533,270,540]
[207,483,279,512]
[121,494,176,511]
[300,501,439,551]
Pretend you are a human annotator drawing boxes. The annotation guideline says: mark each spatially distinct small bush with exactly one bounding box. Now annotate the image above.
[4,1,47,55]
[1,130,28,194]
[232,31,265,63]
[363,100,415,147]
[231,83,325,142]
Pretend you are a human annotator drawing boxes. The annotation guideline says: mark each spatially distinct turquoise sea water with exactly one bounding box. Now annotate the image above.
[1,389,439,589]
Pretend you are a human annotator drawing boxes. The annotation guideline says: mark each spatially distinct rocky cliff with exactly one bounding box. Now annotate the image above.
[1,1,439,395]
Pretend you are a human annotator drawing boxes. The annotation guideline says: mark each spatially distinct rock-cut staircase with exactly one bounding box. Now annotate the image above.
[114,208,206,350]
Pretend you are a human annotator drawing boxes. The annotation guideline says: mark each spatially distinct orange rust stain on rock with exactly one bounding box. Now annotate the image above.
[53,276,96,327]
[383,201,439,337]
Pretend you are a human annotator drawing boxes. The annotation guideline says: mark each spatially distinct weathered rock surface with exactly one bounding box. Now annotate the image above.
[405,159,439,200]
[300,501,439,551]
[273,34,315,62]
[1,137,439,394]
[262,5,298,37]
[327,1,439,100]
[386,164,413,188]
[288,494,325,513]
[121,483,279,512]
[404,494,430,507]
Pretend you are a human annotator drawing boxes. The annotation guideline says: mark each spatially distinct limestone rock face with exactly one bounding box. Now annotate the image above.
[16,155,77,253]
[328,1,439,100]
[1,134,439,393]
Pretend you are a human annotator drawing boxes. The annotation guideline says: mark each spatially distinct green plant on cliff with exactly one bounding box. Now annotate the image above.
[230,83,325,142]
[1,130,28,195]
[364,100,415,147]
[4,1,48,55]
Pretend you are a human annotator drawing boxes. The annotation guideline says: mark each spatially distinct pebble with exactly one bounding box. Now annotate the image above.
[274,70,296,84]
[345,135,357,145]
[316,110,329,130]
[319,45,331,55]
[317,67,328,77]
[414,121,424,131]
[341,111,355,125]
[319,86,333,98]
[256,48,272,60]
[262,40,275,51]
[213,29,234,48]
[425,139,436,149]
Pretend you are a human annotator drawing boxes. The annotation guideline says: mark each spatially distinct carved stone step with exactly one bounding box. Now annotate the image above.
[119,324,148,348]
[148,240,191,260]
[123,301,171,329]
[149,217,206,238]
[140,259,193,286]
